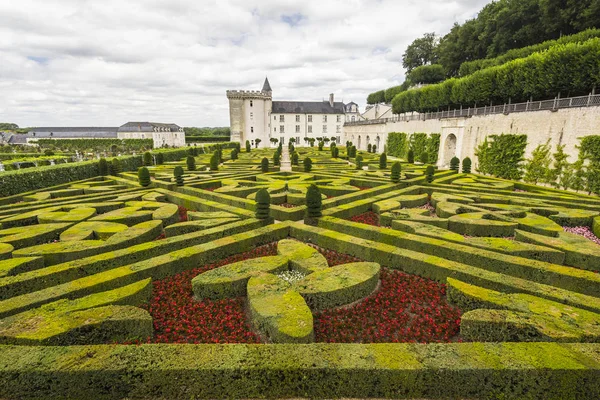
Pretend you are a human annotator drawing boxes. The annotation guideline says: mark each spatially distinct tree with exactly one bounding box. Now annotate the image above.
[402,32,439,73]
[523,140,552,184]
[209,152,219,171]
[426,165,435,183]
[462,157,472,173]
[391,162,401,183]
[372,145,377,153]
[289,144,295,153]
[318,141,324,151]
[289,138,296,144]
[98,158,108,175]
[174,166,184,186]
[255,188,271,219]
[138,167,151,187]
[407,149,415,163]
[261,157,269,173]
[246,140,251,152]
[303,157,312,172]
[186,155,196,171]
[273,151,280,166]
[549,144,569,188]
[231,148,238,160]
[450,156,460,171]
[156,153,164,165]
[379,152,387,169]
[270,138,279,146]
[408,64,445,84]
[420,151,429,164]
[292,152,299,165]
[349,146,357,158]
[308,138,316,147]
[255,138,261,148]
[110,158,122,175]
[355,155,363,169]
[305,184,322,223]
[367,144,372,153]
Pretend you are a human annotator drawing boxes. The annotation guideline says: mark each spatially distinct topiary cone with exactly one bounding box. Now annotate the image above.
[138,167,151,187]
[305,184,322,225]
[255,188,271,219]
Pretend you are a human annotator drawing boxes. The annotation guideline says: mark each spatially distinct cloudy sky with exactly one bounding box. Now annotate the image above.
[0,0,490,127]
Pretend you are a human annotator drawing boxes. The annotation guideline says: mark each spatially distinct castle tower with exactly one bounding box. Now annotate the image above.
[226,77,272,147]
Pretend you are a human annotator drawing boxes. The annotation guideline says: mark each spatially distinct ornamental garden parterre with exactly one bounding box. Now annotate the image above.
[0,143,599,399]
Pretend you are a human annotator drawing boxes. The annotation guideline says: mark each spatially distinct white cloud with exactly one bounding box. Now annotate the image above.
[0,0,489,127]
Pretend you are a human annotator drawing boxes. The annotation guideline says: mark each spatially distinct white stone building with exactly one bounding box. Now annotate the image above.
[227,78,360,147]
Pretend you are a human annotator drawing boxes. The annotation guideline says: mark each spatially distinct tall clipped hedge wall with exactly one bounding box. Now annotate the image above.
[35,139,153,152]
[458,28,600,77]
[475,134,527,180]
[185,136,231,143]
[392,38,600,114]
[387,132,440,162]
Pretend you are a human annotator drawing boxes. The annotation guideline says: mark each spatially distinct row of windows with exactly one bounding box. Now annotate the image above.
[275,115,342,123]
[276,136,341,145]
[274,125,341,134]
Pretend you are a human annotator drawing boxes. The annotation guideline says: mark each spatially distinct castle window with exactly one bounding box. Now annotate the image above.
[351,116,356,122]
[250,100,253,107]
[280,115,285,122]
[280,125,285,133]
[323,115,327,122]
[336,125,341,133]
[308,115,312,122]
[323,125,327,133]
[250,112,254,119]
[295,125,300,133]
[337,115,341,122]
[274,116,277,121]
[295,115,300,122]
[308,125,312,133]
[251,127,254,133]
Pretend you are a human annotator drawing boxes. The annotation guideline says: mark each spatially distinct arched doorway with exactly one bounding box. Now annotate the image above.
[358,135,362,150]
[443,133,457,166]
[375,136,381,152]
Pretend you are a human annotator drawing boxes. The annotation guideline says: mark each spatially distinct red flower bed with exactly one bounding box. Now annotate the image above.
[350,211,380,226]
[124,242,461,344]
[279,203,298,208]
[178,206,188,222]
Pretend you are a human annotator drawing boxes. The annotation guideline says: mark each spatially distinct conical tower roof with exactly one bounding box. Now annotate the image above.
[262,77,272,93]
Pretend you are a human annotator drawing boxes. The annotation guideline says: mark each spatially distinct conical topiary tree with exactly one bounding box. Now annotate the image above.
[209,152,219,171]
[305,184,322,224]
[138,167,151,187]
[333,147,339,158]
[462,157,472,173]
[318,141,324,151]
[303,157,312,172]
[261,157,269,173]
[379,152,387,169]
[372,145,377,153]
[355,155,363,170]
[450,156,460,171]
[292,152,299,165]
[99,158,108,175]
[110,158,122,175]
[426,165,435,183]
[187,155,196,171]
[156,153,164,165]
[273,151,280,166]
[231,148,238,160]
[143,152,152,166]
[420,151,429,164]
[349,146,357,158]
[391,162,401,183]
[367,144,372,153]
[255,188,271,219]
[246,140,251,152]
[174,166,184,186]
[407,149,415,163]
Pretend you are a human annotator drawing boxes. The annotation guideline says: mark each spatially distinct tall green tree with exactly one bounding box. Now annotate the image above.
[402,32,439,73]
[523,140,552,184]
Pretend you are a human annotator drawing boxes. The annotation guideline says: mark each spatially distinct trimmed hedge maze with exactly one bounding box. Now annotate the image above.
[0,146,599,399]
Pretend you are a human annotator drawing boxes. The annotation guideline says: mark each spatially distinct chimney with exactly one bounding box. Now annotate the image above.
[329,93,334,107]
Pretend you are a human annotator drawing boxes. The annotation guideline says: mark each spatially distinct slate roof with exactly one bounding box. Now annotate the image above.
[262,77,272,93]
[271,101,346,114]
[25,127,119,139]
[118,122,181,132]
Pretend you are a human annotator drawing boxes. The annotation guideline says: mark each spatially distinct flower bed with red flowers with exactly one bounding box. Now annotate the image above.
[279,203,298,208]
[349,211,380,226]
[125,242,461,344]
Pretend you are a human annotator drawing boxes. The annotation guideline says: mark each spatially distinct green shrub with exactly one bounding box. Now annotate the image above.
[379,153,387,169]
[475,134,527,180]
[231,149,238,160]
[261,157,269,173]
[173,166,184,186]
[209,152,219,171]
[333,147,339,158]
[407,149,415,163]
[110,158,122,175]
[273,151,280,166]
[303,157,312,172]
[372,145,377,153]
[450,156,460,171]
[156,153,164,165]
[420,151,429,164]
[462,157,472,173]
[366,89,386,104]
[143,152,152,166]
[292,152,299,165]
[186,156,196,171]
[367,144,372,153]
[318,141,324,151]
[98,158,108,175]
[246,140,251,152]
[255,189,271,219]
[391,162,401,183]
[426,165,435,183]
[137,167,151,187]
[306,184,322,221]
[355,155,363,170]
